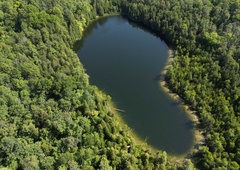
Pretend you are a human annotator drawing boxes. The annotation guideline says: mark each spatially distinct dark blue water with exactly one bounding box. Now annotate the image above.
[76,16,193,154]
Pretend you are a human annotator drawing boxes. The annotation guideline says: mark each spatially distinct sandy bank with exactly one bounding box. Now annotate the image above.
[159,50,204,158]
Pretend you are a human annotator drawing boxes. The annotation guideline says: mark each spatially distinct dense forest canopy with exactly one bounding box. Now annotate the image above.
[121,0,240,169]
[0,0,177,169]
[0,0,239,169]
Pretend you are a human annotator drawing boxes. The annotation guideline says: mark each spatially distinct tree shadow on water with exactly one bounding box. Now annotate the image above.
[171,101,179,106]
[154,74,161,81]
[185,120,194,129]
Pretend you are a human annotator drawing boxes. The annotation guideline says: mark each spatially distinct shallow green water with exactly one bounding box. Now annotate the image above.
[76,16,194,155]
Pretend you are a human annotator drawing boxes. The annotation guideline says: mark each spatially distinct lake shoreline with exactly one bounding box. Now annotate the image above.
[78,15,202,165]
[108,101,158,151]
[159,49,205,158]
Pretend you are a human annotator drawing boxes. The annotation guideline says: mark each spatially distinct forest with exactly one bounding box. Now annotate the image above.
[121,0,240,169]
[0,0,239,169]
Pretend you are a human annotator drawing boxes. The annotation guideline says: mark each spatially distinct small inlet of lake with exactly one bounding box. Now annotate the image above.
[76,16,194,155]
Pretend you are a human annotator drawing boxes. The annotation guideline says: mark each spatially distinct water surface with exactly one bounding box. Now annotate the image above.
[76,16,193,154]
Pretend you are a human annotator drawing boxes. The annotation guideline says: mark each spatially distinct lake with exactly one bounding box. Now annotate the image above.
[76,16,193,155]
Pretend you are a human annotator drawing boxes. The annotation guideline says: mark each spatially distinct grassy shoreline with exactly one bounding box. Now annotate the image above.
[159,49,204,158]
[107,101,159,153]
[108,100,188,166]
